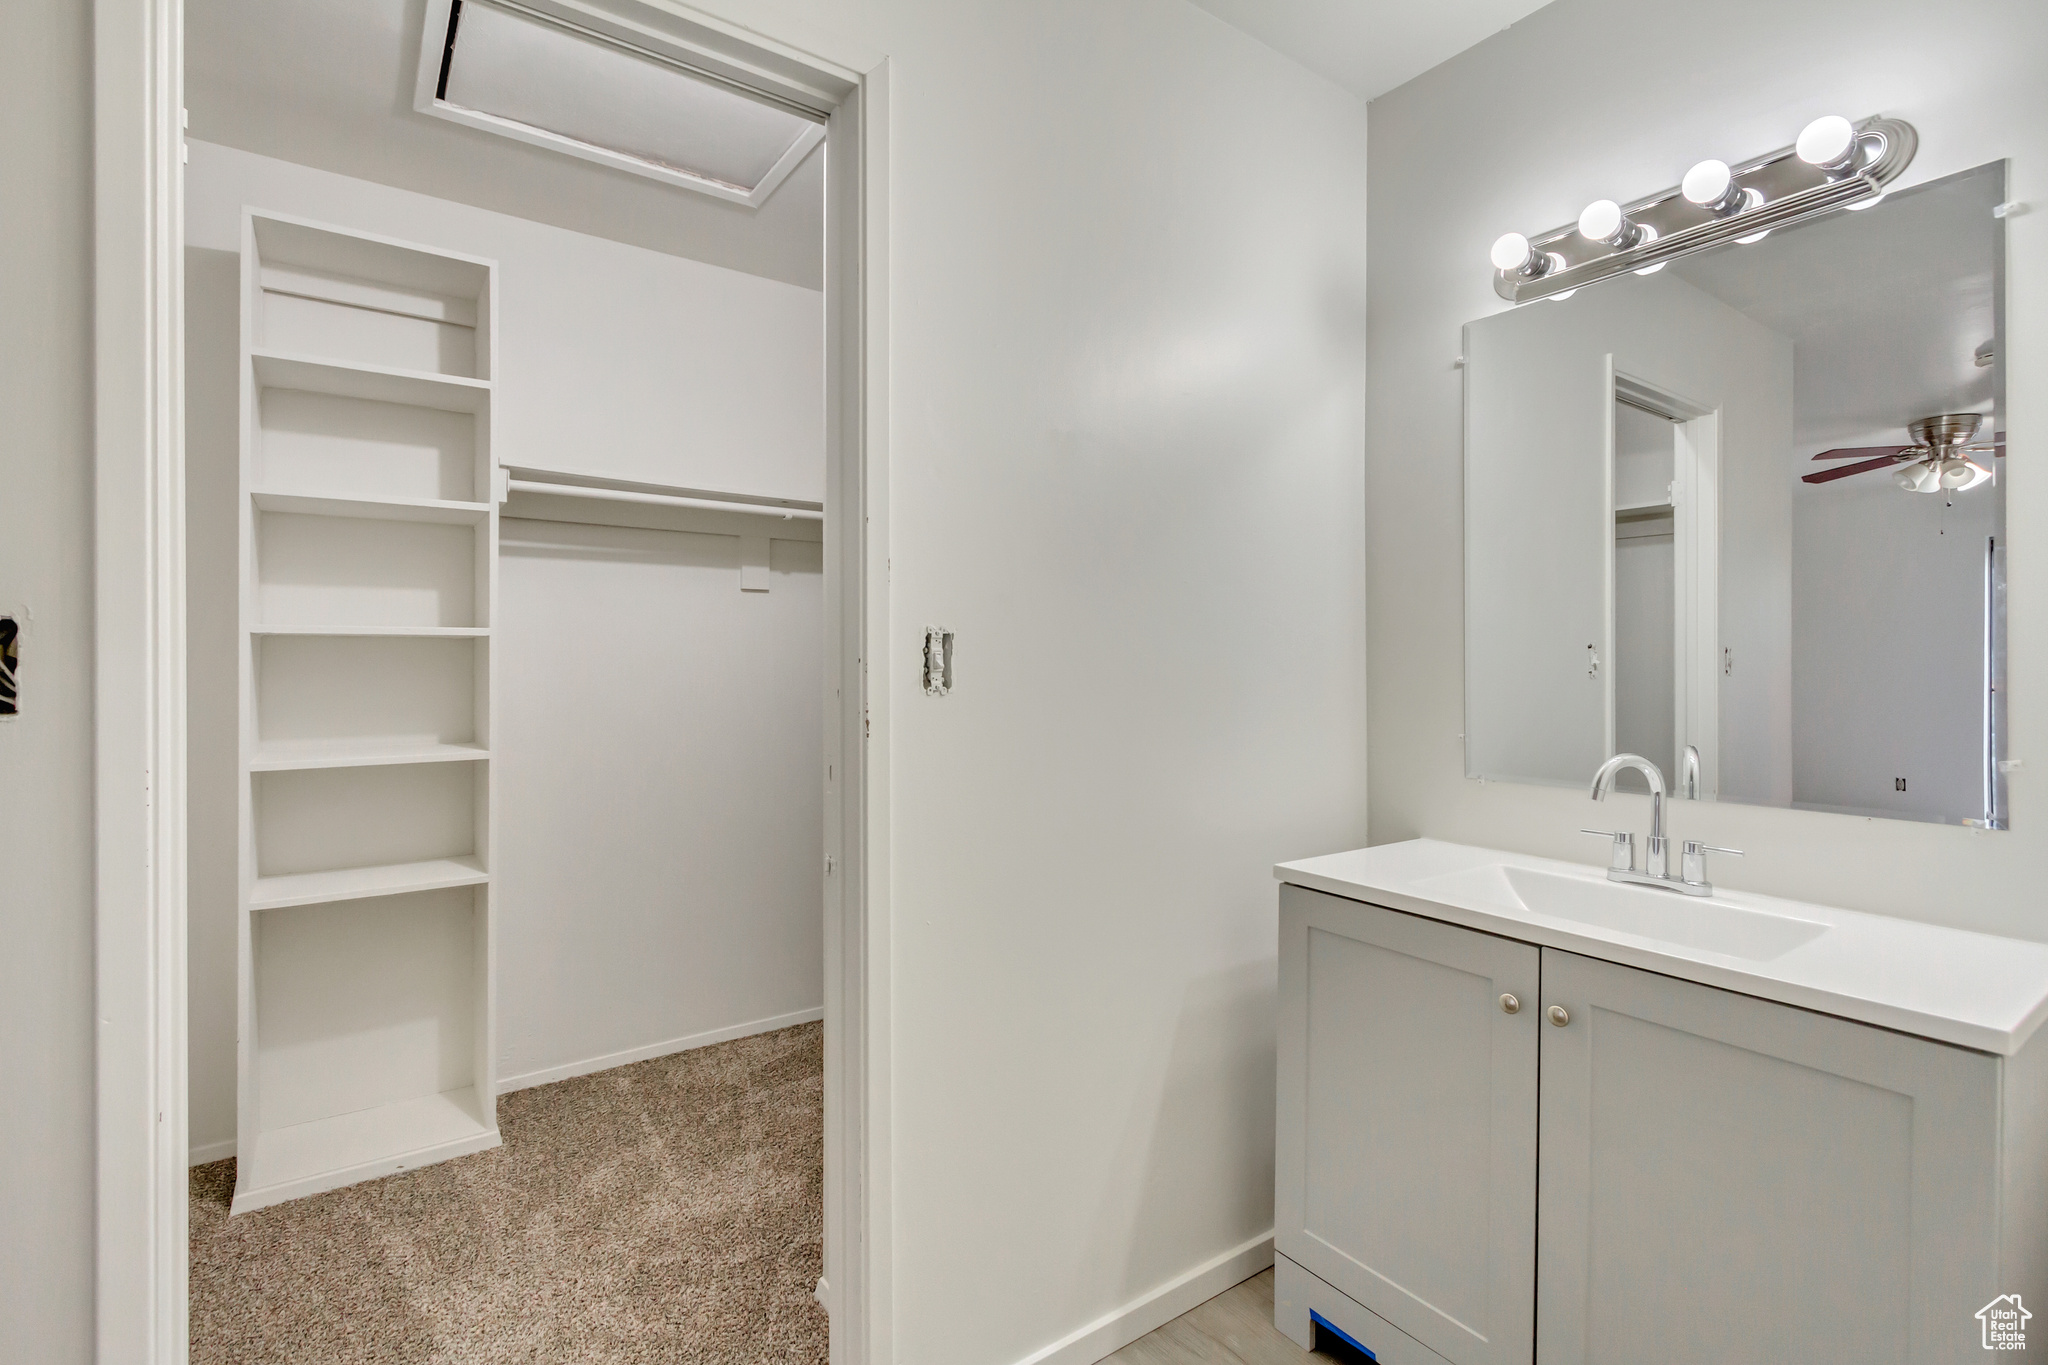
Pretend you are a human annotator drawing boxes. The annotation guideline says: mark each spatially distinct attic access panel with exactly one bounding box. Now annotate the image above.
[414,0,825,208]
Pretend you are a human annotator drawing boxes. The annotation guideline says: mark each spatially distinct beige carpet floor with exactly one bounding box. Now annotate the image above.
[191,1022,826,1364]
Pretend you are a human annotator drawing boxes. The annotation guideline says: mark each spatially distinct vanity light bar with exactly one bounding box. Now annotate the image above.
[1490,115,1918,303]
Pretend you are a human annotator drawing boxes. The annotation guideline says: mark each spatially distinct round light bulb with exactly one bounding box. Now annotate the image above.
[1579,199,1625,241]
[1548,289,1577,302]
[1736,229,1772,245]
[1847,192,1886,212]
[1634,262,1667,275]
[1796,115,1858,171]
[1683,159,1735,207]
[1491,232,1533,273]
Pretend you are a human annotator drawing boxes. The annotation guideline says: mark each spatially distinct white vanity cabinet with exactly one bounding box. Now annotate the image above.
[1276,881,2047,1365]
[1536,946,1999,1365]
[1275,886,1539,1365]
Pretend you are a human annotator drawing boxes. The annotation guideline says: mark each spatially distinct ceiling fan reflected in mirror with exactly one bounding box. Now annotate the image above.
[1803,413,2004,492]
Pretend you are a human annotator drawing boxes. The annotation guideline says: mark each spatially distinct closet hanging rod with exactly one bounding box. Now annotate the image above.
[505,480,825,521]
[503,466,824,521]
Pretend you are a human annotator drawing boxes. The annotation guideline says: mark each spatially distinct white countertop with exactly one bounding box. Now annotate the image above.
[1276,838,2048,1055]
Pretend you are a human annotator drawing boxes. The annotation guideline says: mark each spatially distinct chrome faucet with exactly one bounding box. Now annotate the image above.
[1582,752,1741,896]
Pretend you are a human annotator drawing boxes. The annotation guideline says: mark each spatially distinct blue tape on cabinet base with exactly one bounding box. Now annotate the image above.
[1311,1309,1378,1361]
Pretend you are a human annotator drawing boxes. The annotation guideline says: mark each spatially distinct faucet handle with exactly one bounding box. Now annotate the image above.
[1581,828,1636,872]
[1680,839,1743,887]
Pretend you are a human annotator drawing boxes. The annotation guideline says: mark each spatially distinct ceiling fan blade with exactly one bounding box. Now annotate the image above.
[1803,454,1909,484]
[1811,444,1914,461]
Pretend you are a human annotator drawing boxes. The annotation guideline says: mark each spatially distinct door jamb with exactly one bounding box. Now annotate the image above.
[93,0,188,1356]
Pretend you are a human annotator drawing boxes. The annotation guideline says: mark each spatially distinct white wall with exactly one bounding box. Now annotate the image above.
[494,518,823,1088]
[185,143,825,1155]
[186,141,823,501]
[1792,476,1995,820]
[691,3,1371,1362]
[0,0,97,1357]
[1367,0,2048,936]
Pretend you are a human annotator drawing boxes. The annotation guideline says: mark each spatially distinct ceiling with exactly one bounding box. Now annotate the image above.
[186,0,1561,284]
[1670,164,2001,463]
[1184,0,1558,101]
[186,0,824,289]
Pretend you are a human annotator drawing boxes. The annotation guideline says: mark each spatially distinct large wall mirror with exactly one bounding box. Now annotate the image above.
[1464,161,2007,826]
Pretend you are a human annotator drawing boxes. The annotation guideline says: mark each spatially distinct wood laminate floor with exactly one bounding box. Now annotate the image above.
[1104,1269,1315,1365]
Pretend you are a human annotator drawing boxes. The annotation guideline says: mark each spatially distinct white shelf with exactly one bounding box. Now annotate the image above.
[250,739,490,772]
[230,1086,499,1215]
[250,856,489,912]
[237,209,498,1215]
[252,349,492,415]
[253,489,491,524]
[252,624,490,638]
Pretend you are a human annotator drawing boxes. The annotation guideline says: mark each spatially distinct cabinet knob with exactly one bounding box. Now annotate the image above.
[1547,1005,1572,1028]
[1499,993,1521,1014]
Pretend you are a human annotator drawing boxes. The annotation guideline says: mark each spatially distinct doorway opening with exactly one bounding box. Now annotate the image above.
[1608,369,1719,800]
[108,1,889,1360]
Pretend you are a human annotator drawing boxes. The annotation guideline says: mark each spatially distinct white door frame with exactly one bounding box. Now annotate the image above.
[1671,409,1722,800]
[1608,365,1719,799]
[90,1,893,1360]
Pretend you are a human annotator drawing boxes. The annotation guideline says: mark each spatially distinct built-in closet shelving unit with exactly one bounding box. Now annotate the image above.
[233,211,501,1214]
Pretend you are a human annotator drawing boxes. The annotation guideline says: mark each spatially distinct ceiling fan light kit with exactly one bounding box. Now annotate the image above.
[1810,414,2003,494]
[1489,114,1917,302]
[1940,459,1979,490]
[1894,462,1940,493]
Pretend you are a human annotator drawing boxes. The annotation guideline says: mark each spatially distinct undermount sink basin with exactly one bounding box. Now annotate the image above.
[1412,864,1829,962]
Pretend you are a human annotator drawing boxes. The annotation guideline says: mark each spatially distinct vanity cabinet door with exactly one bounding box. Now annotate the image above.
[1278,886,1539,1365]
[1536,948,2001,1365]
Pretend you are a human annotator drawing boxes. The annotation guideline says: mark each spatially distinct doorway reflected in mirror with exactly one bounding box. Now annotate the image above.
[1464,161,2006,827]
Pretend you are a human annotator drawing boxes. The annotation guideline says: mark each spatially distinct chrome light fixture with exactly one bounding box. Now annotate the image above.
[1681,159,1749,216]
[1489,114,1917,302]
[1491,231,1557,279]
[1796,115,1860,175]
[1578,199,1646,248]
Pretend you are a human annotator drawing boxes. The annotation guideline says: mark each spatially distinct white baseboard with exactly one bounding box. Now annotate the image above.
[189,1137,237,1167]
[188,1008,825,1164]
[497,1005,826,1093]
[1011,1230,1277,1365]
